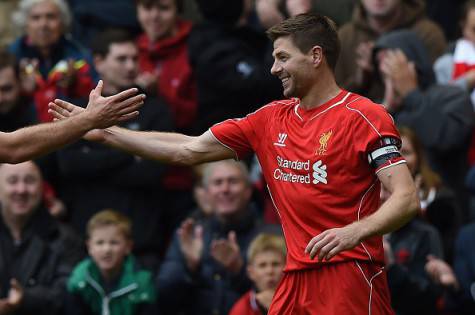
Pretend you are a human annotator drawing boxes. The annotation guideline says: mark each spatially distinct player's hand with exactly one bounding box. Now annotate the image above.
[305,224,362,261]
[48,99,105,142]
[56,80,143,129]
[178,218,204,272]
[211,231,243,274]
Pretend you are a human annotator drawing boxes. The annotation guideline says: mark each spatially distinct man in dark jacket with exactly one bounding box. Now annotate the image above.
[0,161,83,315]
[53,29,174,271]
[156,160,279,315]
[189,0,282,134]
[374,29,474,217]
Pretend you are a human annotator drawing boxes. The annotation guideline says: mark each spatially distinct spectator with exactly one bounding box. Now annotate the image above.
[229,233,286,315]
[374,29,473,216]
[156,160,279,315]
[0,50,37,132]
[434,0,475,105]
[9,0,95,122]
[136,0,197,133]
[399,126,462,264]
[336,0,446,101]
[54,29,173,271]
[381,185,445,315]
[66,210,157,315]
[135,0,198,241]
[0,161,83,315]
[189,0,282,134]
[427,223,475,315]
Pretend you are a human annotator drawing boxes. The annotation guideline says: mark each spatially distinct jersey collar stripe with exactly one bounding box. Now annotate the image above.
[308,91,352,121]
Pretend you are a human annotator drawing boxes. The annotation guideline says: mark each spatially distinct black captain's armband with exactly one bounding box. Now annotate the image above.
[367,137,402,169]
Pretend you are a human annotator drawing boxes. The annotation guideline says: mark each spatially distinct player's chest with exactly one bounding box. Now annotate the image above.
[259,118,350,186]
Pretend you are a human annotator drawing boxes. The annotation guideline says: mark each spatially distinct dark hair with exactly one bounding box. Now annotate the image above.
[135,0,184,14]
[90,29,136,57]
[266,13,340,71]
[0,50,19,78]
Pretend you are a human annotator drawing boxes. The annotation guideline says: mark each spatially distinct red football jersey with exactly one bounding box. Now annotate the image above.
[210,91,405,271]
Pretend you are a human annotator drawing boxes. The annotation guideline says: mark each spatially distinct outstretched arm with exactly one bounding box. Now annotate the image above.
[50,98,235,165]
[306,163,419,261]
[0,81,143,164]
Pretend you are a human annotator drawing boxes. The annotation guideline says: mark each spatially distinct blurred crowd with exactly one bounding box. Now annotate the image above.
[0,0,475,314]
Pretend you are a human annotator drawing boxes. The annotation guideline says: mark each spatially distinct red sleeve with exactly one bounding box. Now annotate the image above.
[349,100,405,172]
[209,104,273,160]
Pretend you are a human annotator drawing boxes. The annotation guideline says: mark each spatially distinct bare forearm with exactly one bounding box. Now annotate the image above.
[354,189,419,241]
[1,113,94,163]
[101,127,198,165]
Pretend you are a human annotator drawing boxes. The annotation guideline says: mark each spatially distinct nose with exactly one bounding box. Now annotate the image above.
[270,60,281,76]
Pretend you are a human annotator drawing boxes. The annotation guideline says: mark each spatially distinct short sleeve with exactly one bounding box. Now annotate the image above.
[209,104,273,160]
[349,101,406,172]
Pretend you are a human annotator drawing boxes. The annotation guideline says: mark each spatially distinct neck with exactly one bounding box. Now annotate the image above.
[299,71,341,110]
[1,209,29,241]
[100,264,123,282]
[367,8,402,34]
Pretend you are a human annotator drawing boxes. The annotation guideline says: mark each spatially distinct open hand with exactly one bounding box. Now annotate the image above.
[178,218,204,272]
[211,231,243,274]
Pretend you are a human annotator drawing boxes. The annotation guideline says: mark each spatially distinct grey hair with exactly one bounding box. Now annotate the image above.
[202,160,251,187]
[12,0,72,31]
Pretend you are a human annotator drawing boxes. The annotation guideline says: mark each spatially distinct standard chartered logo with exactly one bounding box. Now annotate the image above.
[274,156,328,185]
[312,160,327,184]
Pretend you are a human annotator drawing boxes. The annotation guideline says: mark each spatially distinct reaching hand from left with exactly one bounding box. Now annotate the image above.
[305,224,362,261]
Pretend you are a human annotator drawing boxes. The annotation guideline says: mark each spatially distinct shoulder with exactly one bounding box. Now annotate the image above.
[344,94,390,121]
[67,258,93,291]
[247,99,296,118]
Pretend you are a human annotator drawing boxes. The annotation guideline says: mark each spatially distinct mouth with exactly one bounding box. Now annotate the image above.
[281,77,290,88]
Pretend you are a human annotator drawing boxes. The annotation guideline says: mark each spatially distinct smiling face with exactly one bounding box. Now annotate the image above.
[271,36,317,99]
[137,0,178,42]
[87,225,132,277]
[205,162,252,221]
[26,1,63,49]
[0,162,43,218]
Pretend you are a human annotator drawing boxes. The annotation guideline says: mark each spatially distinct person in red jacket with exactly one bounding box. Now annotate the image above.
[135,0,197,132]
[230,233,286,315]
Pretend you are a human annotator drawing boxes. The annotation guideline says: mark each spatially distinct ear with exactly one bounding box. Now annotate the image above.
[311,46,323,67]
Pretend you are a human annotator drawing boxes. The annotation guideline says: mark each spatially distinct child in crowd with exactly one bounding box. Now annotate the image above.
[229,233,286,315]
[66,210,157,315]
